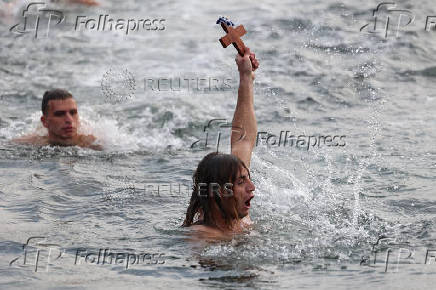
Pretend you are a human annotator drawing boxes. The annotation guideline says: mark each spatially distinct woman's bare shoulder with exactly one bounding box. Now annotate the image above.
[189,225,233,241]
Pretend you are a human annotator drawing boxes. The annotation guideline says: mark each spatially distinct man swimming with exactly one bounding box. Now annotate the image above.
[182,47,259,240]
[13,89,102,150]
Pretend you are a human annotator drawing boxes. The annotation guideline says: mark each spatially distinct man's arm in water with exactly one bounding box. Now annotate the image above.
[231,48,259,169]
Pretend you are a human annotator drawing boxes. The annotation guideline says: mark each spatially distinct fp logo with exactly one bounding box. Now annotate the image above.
[9,236,65,272]
[10,2,65,38]
[191,119,245,153]
[360,2,415,38]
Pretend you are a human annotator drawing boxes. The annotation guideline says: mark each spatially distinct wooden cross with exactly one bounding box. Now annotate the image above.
[218,22,247,56]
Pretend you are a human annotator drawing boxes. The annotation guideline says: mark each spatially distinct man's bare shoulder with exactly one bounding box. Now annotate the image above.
[12,135,48,146]
[12,134,103,150]
[77,134,103,150]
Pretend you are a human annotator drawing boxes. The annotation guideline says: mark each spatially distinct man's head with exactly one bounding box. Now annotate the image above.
[183,152,255,229]
[40,89,78,142]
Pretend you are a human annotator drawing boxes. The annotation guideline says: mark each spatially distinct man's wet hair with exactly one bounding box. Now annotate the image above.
[182,152,250,229]
[41,89,73,115]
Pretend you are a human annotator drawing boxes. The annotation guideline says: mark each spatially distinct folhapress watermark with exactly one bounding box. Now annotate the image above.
[9,236,165,272]
[75,15,165,35]
[188,121,345,154]
[75,248,165,269]
[256,131,346,151]
[10,2,166,38]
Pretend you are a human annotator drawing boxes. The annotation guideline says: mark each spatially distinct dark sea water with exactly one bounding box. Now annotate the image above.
[1,0,436,289]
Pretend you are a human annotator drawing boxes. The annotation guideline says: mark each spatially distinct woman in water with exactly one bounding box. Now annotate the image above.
[183,47,259,240]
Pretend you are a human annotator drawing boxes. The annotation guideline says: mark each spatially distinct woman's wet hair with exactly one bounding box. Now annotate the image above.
[41,89,73,115]
[182,152,250,229]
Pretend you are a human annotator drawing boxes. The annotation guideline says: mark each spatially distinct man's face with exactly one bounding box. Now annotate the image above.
[41,98,78,140]
[232,167,255,218]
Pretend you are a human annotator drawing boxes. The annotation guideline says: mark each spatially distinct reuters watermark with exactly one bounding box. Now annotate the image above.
[144,76,279,94]
[138,182,234,197]
[144,76,234,92]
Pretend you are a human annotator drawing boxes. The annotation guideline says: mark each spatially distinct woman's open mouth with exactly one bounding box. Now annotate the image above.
[244,196,254,208]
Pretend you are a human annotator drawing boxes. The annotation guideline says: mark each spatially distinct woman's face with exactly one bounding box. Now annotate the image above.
[228,167,255,219]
